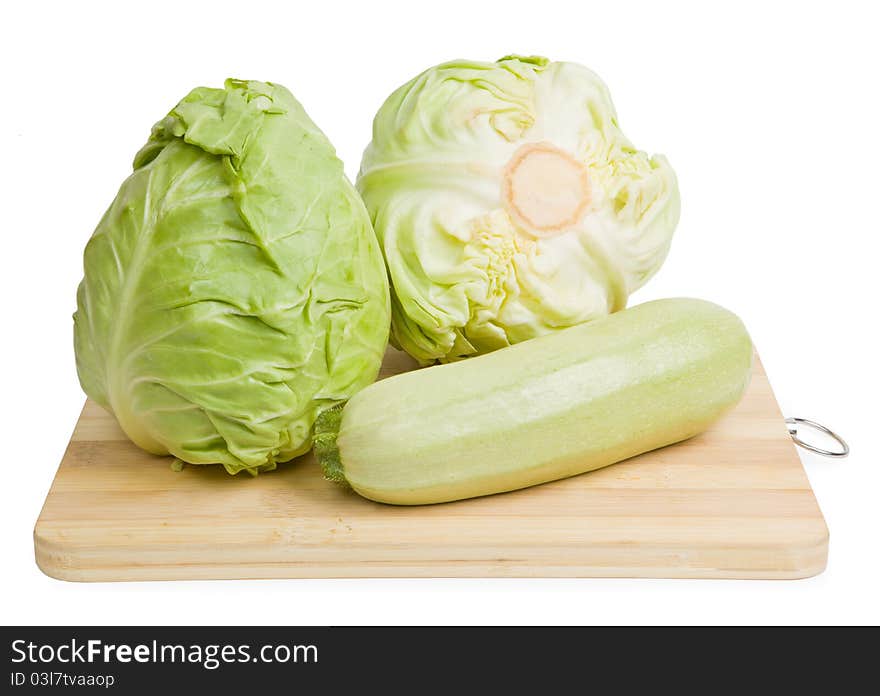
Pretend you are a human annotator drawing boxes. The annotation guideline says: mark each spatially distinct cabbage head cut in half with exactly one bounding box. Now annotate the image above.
[74,79,391,474]
[358,55,680,363]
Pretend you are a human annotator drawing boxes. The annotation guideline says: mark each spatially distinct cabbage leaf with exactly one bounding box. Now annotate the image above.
[358,56,679,363]
[75,79,390,474]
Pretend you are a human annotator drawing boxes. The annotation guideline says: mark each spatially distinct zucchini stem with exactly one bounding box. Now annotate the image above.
[313,403,348,485]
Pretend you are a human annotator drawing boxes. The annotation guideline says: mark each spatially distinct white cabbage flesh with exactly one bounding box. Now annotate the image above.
[358,55,680,363]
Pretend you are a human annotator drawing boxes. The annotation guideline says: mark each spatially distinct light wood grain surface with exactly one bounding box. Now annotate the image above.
[34,349,828,581]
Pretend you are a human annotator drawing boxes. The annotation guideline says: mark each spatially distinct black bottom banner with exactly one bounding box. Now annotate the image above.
[0,625,864,693]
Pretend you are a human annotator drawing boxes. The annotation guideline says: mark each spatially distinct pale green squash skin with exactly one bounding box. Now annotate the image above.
[327,298,753,505]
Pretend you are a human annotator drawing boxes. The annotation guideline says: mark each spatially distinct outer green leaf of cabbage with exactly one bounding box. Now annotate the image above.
[74,79,390,475]
[358,55,680,363]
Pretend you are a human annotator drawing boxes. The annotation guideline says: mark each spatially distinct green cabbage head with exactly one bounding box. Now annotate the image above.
[358,55,680,363]
[74,79,390,474]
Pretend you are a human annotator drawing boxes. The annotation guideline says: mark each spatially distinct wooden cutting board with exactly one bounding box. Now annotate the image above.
[34,349,828,581]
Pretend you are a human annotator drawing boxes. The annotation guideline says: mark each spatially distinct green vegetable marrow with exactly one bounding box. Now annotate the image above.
[315,298,753,505]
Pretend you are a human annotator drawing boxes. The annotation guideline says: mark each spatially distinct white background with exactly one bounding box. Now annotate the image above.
[1,0,877,625]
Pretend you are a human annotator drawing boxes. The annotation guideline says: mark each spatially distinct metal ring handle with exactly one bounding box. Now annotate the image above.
[785,417,849,458]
